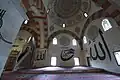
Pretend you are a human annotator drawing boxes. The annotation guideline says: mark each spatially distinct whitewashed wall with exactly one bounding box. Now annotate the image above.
[48,33,86,67]
[45,0,101,67]
[0,0,27,76]
[32,33,87,67]
[85,18,120,73]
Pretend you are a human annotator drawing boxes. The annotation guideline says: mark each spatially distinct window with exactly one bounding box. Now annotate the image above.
[53,38,57,45]
[62,24,66,28]
[47,9,50,13]
[74,57,80,66]
[51,57,57,66]
[84,13,88,17]
[27,37,32,43]
[102,19,112,31]
[24,20,28,24]
[114,51,120,65]
[83,36,87,44]
[72,39,77,46]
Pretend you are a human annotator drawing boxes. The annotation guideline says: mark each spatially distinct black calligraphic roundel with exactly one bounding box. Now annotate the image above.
[0,9,12,44]
[90,43,106,60]
[0,9,6,29]
[90,47,97,60]
[61,48,75,61]
[0,19,3,28]
[99,29,111,61]
[98,42,106,60]
[89,28,111,61]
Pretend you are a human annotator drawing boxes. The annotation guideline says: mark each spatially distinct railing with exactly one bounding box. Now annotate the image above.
[13,44,33,71]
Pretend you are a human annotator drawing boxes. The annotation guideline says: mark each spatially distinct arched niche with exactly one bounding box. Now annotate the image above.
[48,33,86,67]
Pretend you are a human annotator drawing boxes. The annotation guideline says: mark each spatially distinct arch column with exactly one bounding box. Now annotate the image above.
[79,50,87,66]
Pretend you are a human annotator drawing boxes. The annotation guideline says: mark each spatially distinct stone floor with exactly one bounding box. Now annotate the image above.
[1,66,120,80]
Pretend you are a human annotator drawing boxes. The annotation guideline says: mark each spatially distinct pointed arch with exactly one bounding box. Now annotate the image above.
[80,7,120,49]
[47,30,82,49]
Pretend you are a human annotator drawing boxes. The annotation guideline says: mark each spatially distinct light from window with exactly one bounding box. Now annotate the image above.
[72,39,77,46]
[74,57,80,66]
[114,51,120,65]
[51,57,57,66]
[102,19,112,31]
[47,9,50,13]
[32,37,36,45]
[24,20,28,24]
[53,38,57,45]
[83,36,87,44]
[63,24,66,28]
[27,37,32,43]
[84,13,88,17]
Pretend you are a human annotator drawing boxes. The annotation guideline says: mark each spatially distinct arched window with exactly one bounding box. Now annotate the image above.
[72,39,77,46]
[24,20,28,24]
[53,37,57,45]
[83,36,87,44]
[102,19,112,31]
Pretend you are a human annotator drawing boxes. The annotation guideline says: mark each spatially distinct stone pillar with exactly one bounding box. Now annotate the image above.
[79,50,87,66]
[39,20,45,48]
